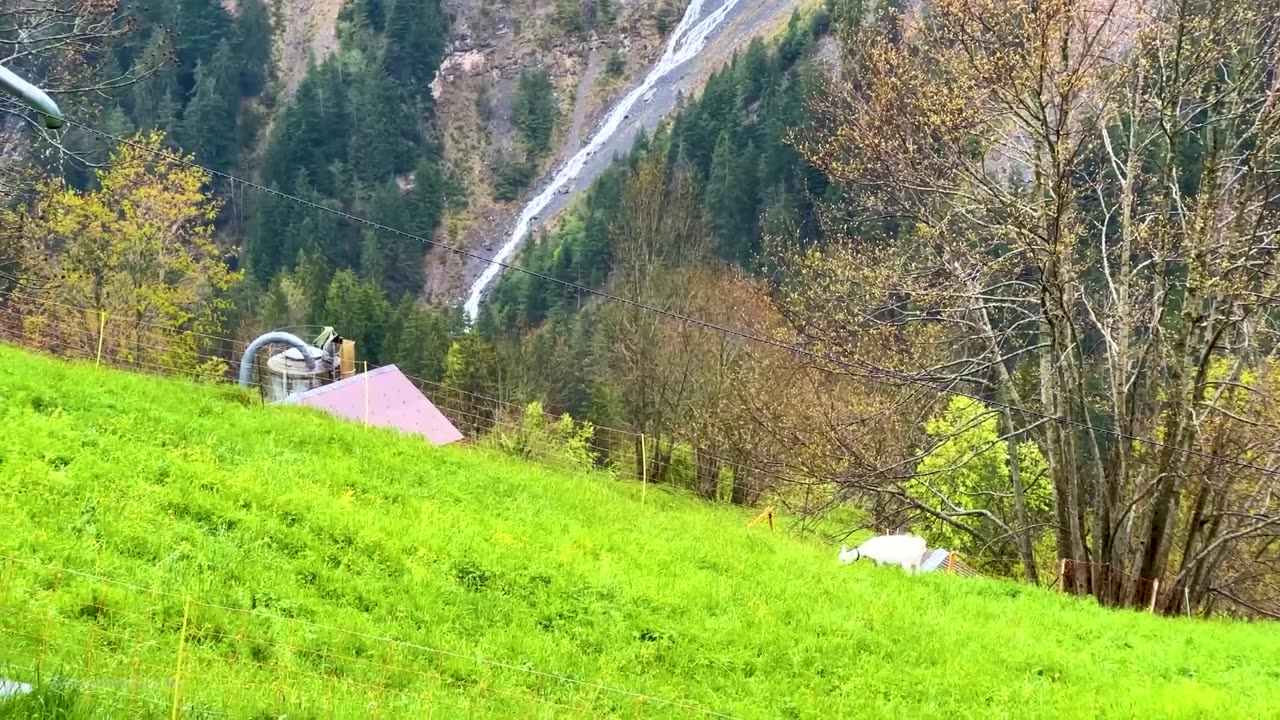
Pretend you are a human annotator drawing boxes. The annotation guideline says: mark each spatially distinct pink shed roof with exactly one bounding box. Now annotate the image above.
[279,364,464,446]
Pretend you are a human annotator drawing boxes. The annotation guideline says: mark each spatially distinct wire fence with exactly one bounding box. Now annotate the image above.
[0,295,758,716]
[0,556,736,718]
[0,296,253,390]
[1057,559,1195,616]
[0,292,1007,582]
[0,290,800,515]
[0,293,1014,590]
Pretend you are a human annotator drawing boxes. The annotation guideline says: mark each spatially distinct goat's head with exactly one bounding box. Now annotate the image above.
[837,544,860,564]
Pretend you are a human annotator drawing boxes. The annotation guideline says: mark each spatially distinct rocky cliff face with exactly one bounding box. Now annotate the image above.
[422,0,679,299]
[260,0,678,299]
[256,0,812,304]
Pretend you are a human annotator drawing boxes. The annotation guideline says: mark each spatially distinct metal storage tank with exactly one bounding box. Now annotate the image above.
[264,344,332,402]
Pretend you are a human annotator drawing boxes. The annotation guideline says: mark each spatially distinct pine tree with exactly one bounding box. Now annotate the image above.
[685,70,735,175]
[313,60,354,181]
[129,29,181,132]
[324,270,393,362]
[245,187,291,282]
[778,9,809,67]
[555,0,585,34]
[174,0,235,96]
[237,0,274,97]
[391,301,452,383]
[441,334,499,431]
[383,0,448,91]
[180,41,239,171]
[512,70,557,157]
[598,0,617,26]
[737,38,769,106]
[293,246,333,320]
[363,0,388,31]
[349,67,408,184]
[359,230,385,285]
[409,159,444,238]
[366,180,423,298]
[262,67,335,193]
[704,132,743,260]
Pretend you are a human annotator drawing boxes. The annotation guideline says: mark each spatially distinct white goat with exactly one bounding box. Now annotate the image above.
[838,534,928,573]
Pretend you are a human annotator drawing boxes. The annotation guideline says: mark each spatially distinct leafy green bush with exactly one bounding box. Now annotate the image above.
[511,70,557,157]
[911,396,1053,567]
[491,154,534,200]
[606,49,625,76]
[487,401,599,472]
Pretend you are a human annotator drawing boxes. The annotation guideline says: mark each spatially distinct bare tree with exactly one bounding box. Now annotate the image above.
[598,142,711,485]
[2,0,166,288]
[782,0,1280,613]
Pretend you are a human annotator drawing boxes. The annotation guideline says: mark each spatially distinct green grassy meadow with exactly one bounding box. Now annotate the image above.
[0,344,1278,718]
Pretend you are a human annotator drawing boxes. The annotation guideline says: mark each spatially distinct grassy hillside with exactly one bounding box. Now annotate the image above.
[0,344,1277,719]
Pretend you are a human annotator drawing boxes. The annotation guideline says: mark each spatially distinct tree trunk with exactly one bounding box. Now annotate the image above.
[1041,321,1078,592]
[1003,410,1039,584]
[694,446,720,501]
[730,464,754,506]
[648,438,673,485]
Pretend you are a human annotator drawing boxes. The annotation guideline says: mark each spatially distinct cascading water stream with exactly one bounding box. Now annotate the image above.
[462,0,744,321]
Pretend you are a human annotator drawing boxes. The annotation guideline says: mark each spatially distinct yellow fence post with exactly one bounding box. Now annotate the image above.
[748,506,775,530]
[640,434,648,505]
[171,595,192,720]
[95,310,106,366]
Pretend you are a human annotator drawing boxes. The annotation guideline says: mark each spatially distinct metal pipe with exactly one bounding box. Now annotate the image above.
[237,331,316,388]
[0,65,64,129]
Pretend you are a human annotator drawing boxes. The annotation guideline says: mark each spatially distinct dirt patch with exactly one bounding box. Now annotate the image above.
[566,48,603,153]
[275,0,343,97]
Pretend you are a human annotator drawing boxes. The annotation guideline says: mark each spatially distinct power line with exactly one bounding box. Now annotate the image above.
[5,100,1280,477]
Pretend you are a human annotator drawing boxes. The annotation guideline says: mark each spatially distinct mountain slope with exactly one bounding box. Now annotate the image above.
[1,345,1278,718]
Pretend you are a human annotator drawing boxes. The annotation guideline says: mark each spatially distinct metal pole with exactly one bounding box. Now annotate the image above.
[0,64,64,129]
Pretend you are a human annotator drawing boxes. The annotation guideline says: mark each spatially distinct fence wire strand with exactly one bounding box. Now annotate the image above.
[0,555,739,718]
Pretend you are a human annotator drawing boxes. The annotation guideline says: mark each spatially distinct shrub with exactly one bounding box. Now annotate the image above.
[487,401,599,472]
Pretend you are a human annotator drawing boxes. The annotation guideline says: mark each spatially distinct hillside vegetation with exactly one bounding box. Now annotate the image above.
[0,345,1278,718]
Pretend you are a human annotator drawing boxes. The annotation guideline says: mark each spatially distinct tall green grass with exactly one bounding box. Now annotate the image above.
[0,344,1278,718]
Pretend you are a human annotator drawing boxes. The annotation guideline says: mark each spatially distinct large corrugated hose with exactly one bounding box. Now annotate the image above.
[0,65,64,129]
[237,332,316,389]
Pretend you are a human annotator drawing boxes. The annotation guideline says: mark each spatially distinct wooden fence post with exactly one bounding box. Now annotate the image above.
[95,311,106,366]
[1148,579,1161,613]
[1057,559,1067,593]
